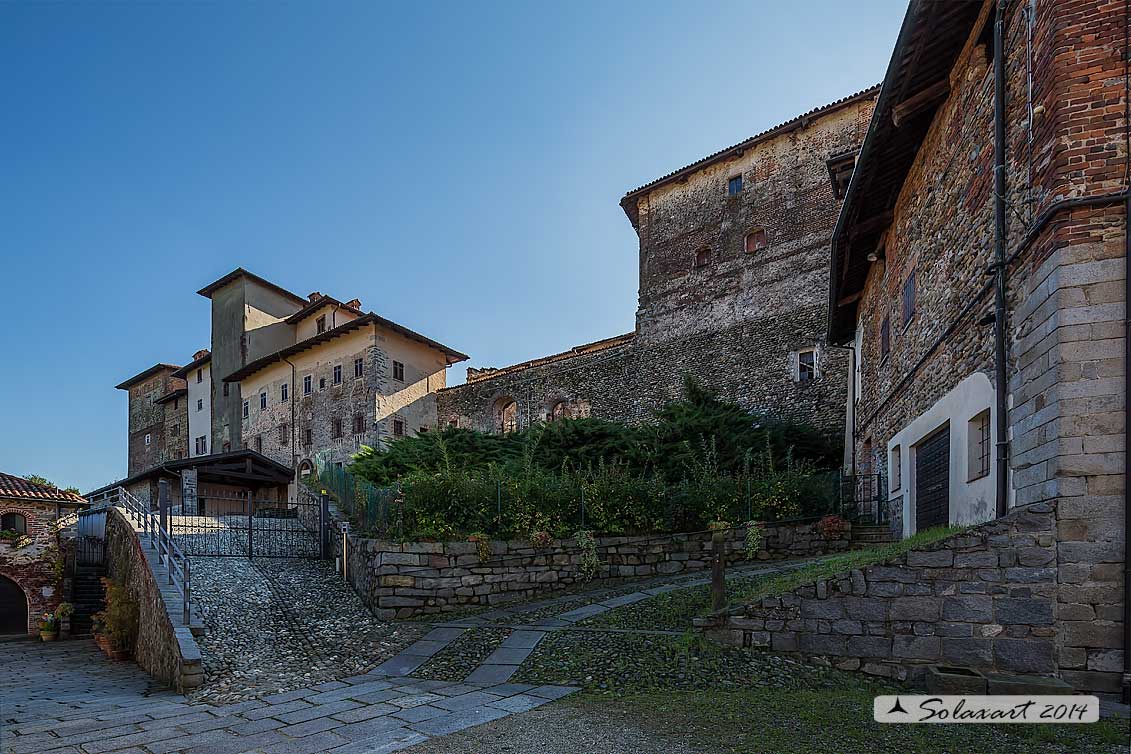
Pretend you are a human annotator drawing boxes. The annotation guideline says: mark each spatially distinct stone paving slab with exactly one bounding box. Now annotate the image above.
[464,664,519,685]
[498,630,547,649]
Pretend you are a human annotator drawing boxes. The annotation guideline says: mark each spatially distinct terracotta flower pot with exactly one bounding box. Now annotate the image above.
[40,630,58,642]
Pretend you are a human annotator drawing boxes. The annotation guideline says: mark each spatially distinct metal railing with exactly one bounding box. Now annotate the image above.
[86,486,192,625]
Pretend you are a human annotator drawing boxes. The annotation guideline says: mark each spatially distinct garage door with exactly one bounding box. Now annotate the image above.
[0,575,27,635]
[915,425,950,531]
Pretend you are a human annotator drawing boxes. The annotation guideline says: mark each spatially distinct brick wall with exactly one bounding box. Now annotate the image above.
[0,500,64,634]
[335,521,851,620]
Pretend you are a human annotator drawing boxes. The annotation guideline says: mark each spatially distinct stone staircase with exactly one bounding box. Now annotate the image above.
[850,524,898,550]
[70,566,106,637]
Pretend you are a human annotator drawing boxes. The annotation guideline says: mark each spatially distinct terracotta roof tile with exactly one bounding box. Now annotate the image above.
[0,472,86,505]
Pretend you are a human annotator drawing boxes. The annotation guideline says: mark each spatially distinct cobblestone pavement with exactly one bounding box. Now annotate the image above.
[1,640,577,754]
[189,557,426,704]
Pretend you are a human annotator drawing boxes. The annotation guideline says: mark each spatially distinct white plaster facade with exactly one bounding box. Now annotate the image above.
[187,359,212,457]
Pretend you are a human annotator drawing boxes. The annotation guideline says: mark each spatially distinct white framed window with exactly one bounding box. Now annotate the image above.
[790,348,819,383]
[968,409,991,481]
[259,391,267,410]
[242,400,249,419]
[303,375,312,395]
[144,433,151,446]
[196,399,203,412]
[281,383,289,403]
[392,360,405,381]
[316,315,327,334]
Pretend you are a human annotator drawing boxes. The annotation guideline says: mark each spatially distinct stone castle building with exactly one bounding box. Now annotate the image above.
[830,0,1128,696]
[438,88,878,438]
[104,269,466,499]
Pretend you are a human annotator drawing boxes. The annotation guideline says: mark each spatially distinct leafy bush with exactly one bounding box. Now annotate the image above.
[346,379,842,541]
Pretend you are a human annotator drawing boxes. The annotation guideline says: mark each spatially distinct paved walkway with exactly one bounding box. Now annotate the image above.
[0,640,575,754]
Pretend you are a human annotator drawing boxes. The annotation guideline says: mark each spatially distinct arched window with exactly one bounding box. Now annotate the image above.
[495,398,518,434]
[1,512,27,535]
[745,228,768,254]
[549,401,569,422]
[693,247,712,268]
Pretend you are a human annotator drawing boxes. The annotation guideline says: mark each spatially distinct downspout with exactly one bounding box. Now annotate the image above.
[1122,0,1131,707]
[992,0,1011,520]
[283,357,298,477]
[828,342,857,474]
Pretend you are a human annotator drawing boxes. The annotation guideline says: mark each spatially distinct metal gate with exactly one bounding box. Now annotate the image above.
[838,473,887,525]
[170,488,327,558]
[915,425,951,531]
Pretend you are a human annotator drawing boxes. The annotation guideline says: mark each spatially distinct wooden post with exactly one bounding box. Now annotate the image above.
[246,489,254,559]
[710,527,727,615]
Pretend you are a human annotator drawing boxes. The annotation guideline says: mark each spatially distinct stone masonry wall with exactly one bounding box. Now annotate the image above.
[438,310,849,437]
[105,507,202,692]
[703,503,1080,687]
[126,369,187,476]
[438,93,875,440]
[336,520,851,620]
[0,502,63,635]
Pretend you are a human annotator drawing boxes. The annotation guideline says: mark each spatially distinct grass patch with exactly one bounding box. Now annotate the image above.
[727,525,964,607]
[568,689,1130,754]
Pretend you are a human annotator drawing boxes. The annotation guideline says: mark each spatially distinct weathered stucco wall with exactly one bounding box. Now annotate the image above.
[0,499,63,635]
[336,521,851,620]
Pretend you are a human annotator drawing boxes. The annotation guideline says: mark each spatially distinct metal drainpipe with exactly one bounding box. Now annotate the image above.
[992,0,1010,520]
[1122,0,1131,707]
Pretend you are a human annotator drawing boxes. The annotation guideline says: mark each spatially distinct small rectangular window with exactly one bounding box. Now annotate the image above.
[880,317,891,359]
[196,368,203,384]
[279,423,289,446]
[304,427,312,446]
[332,418,343,439]
[393,418,405,437]
[353,414,365,435]
[727,175,743,196]
[333,365,342,384]
[890,445,902,492]
[319,377,326,390]
[303,375,312,395]
[259,391,267,410]
[144,433,151,446]
[392,360,405,381]
[797,349,817,383]
[316,315,327,334]
[242,400,249,419]
[968,409,991,481]
[255,435,263,453]
[903,270,916,326]
[354,357,364,378]
[281,383,289,402]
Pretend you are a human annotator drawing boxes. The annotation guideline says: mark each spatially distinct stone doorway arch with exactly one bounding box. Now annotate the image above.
[0,574,27,635]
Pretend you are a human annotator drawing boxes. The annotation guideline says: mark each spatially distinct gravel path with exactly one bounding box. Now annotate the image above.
[414,628,512,681]
[189,556,426,703]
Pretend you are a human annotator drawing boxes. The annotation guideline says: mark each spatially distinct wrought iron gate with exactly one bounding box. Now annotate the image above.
[170,488,327,558]
[838,472,887,525]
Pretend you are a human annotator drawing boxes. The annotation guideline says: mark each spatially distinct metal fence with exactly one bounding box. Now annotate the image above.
[169,489,325,558]
[837,472,887,525]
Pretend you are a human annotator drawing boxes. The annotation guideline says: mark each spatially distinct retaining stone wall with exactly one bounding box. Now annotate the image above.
[105,507,202,693]
[700,502,1115,694]
[337,520,851,620]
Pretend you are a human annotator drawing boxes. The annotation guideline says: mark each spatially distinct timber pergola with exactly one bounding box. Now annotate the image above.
[87,449,295,504]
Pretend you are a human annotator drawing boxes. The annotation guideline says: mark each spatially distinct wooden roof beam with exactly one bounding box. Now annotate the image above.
[892,80,950,127]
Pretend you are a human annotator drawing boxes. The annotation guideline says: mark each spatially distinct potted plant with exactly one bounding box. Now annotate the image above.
[39,612,59,642]
[93,578,138,661]
[55,602,74,639]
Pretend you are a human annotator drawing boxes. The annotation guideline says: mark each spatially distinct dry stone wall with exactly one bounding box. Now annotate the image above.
[701,501,1119,694]
[335,520,851,620]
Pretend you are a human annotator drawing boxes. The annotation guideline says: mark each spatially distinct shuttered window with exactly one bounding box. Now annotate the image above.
[902,270,916,326]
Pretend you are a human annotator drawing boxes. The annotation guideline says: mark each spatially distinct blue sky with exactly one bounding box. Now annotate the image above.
[0,1,907,492]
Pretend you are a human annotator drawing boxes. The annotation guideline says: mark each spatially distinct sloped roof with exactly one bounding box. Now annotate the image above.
[115,363,181,391]
[829,0,988,342]
[170,351,211,380]
[0,472,87,506]
[619,86,881,230]
[196,267,308,305]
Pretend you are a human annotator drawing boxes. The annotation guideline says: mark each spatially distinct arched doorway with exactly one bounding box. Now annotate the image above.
[494,398,518,434]
[0,575,27,635]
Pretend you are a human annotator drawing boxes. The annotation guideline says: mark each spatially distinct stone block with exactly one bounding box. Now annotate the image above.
[942,595,993,623]
[941,638,992,666]
[992,638,1055,674]
[953,552,998,568]
[1063,620,1123,649]
[985,672,1072,695]
[994,598,1053,626]
[890,597,941,621]
[798,634,847,656]
[844,597,888,621]
[925,665,988,695]
[892,636,940,660]
[800,600,844,620]
[846,636,892,658]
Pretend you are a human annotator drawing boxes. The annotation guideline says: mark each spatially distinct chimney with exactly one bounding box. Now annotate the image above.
[308,292,323,302]
[345,298,361,309]
[192,349,210,361]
